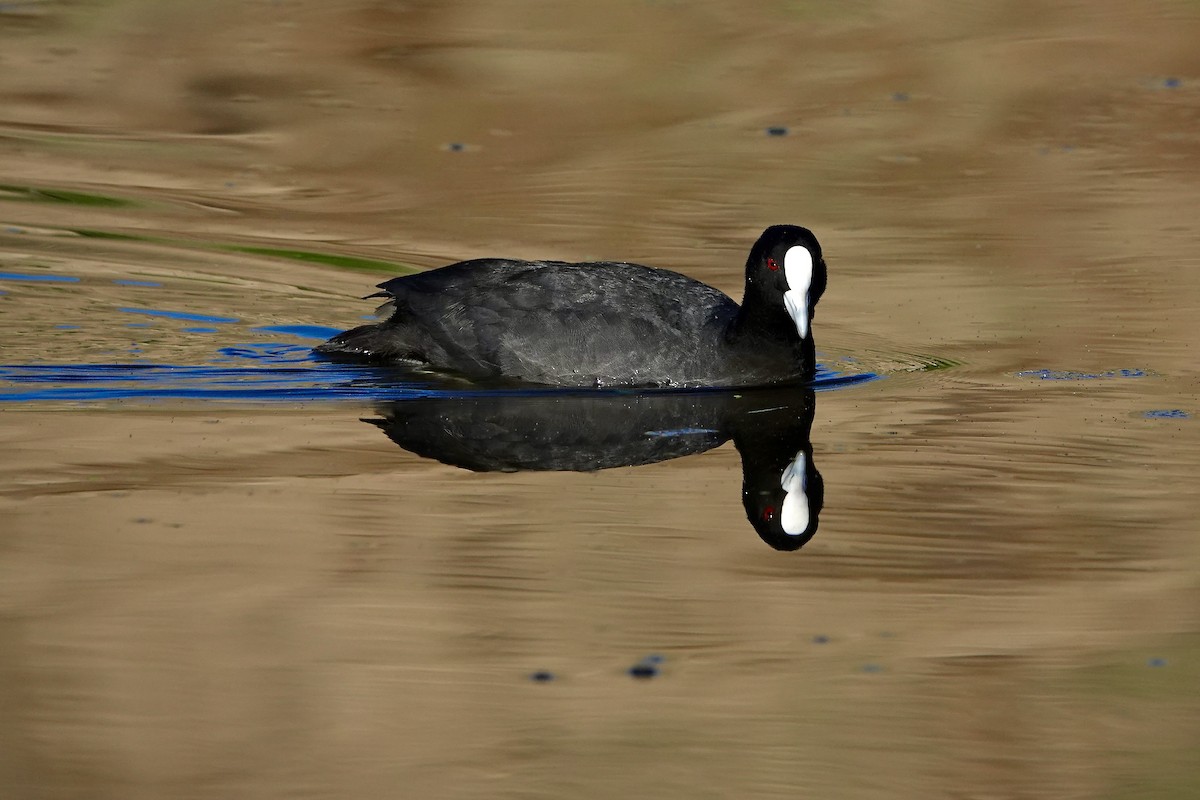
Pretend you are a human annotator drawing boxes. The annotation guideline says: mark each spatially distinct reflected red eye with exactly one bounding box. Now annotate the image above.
[762,505,775,521]
[766,258,779,271]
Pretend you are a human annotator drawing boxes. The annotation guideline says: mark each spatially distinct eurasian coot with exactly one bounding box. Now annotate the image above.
[315,225,826,388]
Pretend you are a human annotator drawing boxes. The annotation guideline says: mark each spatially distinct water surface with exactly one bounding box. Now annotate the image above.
[1,2,1198,798]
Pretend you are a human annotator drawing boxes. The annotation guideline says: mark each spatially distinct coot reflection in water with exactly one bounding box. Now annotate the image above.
[366,388,823,551]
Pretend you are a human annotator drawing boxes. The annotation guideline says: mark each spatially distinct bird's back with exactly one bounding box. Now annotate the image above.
[373,259,739,386]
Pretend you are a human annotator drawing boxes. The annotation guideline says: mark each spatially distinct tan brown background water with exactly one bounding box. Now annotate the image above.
[2,1,1200,798]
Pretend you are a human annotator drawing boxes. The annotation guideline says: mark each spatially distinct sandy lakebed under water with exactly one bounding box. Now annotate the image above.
[2,2,1199,798]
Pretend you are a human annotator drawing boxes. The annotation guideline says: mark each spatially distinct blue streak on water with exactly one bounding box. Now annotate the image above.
[119,307,240,323]
[113,279,163,287]
[55,324,81,330]
[251,324,343,340]
[182,327,218,333]
[1018,368,1147,380]
[1143,409,1189,419]
[0,271,81,283]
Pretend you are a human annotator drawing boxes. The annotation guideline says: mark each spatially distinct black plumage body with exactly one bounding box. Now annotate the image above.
[315,226,826,388]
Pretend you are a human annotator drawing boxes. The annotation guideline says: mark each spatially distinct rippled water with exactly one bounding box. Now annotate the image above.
[0,286,876,402]
[2,2,1199,799]
[0,308,875,404]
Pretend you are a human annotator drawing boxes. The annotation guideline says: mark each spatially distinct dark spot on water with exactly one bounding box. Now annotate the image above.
[529,670,555,683]
[861,663,883,673]
[1147,657,1167,668]
[1163,77,1180,89]
[134,517,152,524]
[628,663,658,679]
[54,325,80,330]
[641,653,665,665]
[892,92,909,102]
[1143,409,1188,419]
[812,635,829,644]
[447,142,466,152]
[765,126,789,137]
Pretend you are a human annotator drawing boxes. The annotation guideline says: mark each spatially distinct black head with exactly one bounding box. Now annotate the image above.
[742,225,828,341]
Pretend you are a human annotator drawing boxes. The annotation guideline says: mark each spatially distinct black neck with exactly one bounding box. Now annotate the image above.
[728,294,805,347]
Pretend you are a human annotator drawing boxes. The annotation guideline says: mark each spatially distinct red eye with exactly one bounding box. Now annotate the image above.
[766,258,779,271]
[762,505,775,521]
